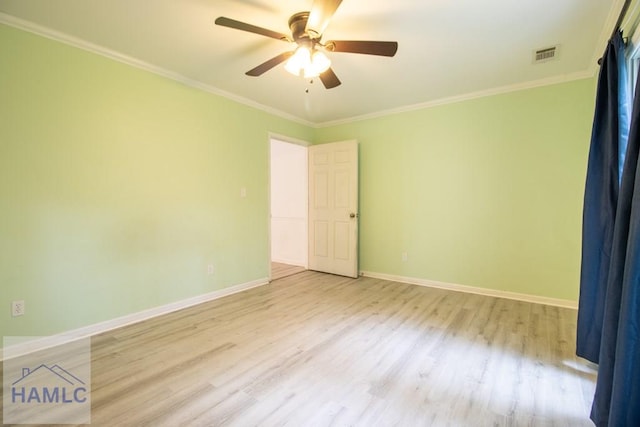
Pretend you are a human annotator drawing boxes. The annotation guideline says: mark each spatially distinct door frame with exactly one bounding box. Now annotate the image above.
[267,132,311,281]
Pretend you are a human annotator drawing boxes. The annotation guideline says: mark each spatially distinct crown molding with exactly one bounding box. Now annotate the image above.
[1,11,600,130]
[316,70,596,128]
[0,13,314,128]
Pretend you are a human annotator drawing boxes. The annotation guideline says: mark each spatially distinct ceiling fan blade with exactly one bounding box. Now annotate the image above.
[327,40,398,57]
[320,67,341,89]
[306,0,343,36]
[215,17,290,41]
[246,51,294,76]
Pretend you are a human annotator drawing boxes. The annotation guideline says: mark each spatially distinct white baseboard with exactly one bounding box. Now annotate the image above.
[1,277,269,361]
[2,272,576,360]
[360,271,577,309]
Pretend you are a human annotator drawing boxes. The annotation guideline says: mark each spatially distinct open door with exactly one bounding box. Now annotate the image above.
[308,140,359,278]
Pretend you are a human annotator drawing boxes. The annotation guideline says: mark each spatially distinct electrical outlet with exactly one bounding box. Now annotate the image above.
[402,252,408,262]
[207,264,215,275]
[11,300,25,317]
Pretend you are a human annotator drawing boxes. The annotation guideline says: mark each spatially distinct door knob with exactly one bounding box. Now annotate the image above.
[350,212,358,218]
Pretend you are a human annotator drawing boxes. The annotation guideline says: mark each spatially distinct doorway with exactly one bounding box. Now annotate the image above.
[270,137,308,280]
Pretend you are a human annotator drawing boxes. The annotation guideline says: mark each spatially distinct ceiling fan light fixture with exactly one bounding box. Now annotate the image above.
[285,46,331,78]
[311,50,331,74]
[285,46,311,76]
[215,2,398,89]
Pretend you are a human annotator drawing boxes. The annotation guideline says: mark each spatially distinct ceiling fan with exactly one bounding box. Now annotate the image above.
[215,0,398,89]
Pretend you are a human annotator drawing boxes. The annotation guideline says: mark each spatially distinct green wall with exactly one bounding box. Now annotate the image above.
[314,79,595,301]
[1,20,596,341]
[0,24,312,338]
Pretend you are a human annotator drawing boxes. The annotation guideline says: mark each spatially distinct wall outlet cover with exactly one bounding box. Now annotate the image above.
[11,300,25,317]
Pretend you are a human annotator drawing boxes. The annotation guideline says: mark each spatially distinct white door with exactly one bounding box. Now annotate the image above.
[308,140,359,278]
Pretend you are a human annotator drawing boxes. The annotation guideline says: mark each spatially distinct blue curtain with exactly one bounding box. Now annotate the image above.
[591,61,640,426]
[577,31,628,363]
[578,30,640,426]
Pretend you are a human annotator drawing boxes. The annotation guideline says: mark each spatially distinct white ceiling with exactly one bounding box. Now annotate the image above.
[0,0,624,125]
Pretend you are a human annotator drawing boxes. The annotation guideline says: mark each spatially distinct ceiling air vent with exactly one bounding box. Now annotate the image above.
[533,46,558,64]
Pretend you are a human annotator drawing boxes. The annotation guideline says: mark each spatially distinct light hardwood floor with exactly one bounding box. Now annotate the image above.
[271,262,306,280]
[5,272,596,426]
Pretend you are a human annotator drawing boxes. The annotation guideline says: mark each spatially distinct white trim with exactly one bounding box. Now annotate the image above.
[318,71,595,127]
[0,13,314,128]
[1,277,269,361]
[1,12,597,129]
[268,133,312,147]
[623,0,640,39]
[587,0,630,77]
[360,271,578,309]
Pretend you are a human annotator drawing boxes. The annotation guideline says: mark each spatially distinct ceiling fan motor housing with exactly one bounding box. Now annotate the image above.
[289,12,316,42]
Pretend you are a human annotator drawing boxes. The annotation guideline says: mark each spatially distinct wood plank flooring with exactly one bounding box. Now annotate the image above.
[271,262,306,280]
[4,272,596,426]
